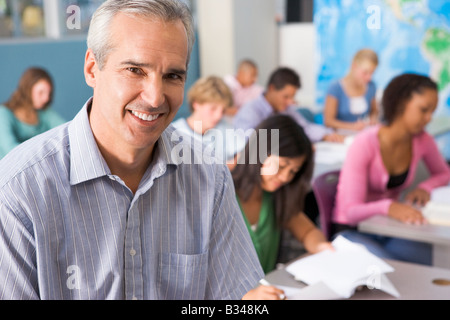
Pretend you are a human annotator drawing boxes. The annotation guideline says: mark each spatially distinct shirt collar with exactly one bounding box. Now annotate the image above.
[68,98,178,186]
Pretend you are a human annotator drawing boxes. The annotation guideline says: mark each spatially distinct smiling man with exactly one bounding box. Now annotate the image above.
[0,0,263,300]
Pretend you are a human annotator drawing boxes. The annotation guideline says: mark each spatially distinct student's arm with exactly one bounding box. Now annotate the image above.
[0,108,22,157]
[405,133,450,206]
[369,97,379,124]
[286,212,333,254]
[336,134,393,224]
[323,95,365,131]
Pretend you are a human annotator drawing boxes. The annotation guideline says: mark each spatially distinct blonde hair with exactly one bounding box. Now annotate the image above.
[187,76,233,112]
[352,48,379,66]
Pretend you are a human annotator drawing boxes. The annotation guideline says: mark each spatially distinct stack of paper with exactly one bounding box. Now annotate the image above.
[285,236,400,299]
[422,186,450,226]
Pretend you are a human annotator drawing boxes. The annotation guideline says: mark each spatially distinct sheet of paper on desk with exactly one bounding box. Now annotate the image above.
[285,236,400,299]
[314,142,349,164]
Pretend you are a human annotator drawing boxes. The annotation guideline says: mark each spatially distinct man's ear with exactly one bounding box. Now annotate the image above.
[84,49,98,88]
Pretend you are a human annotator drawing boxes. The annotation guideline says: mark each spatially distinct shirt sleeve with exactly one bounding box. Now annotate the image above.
[326,80,343,99]
[336,133,392,225]
[284,106,333,143]
[205,165,264,299]
[0,199,39,299]
[417,133,450,192]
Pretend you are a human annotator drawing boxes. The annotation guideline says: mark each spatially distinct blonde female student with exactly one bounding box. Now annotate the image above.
[323,48,379,131]
[333,73,450,265]
[235,115,333,300]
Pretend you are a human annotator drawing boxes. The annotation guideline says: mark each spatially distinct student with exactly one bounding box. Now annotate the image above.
[0,0,264,300]
[323,48,379,131]
[223,59,264,115]
[172,75,245,162]
[233,67,344,143]
[234,115,333,300]
[332,73,450,265]
[0,67,65,159]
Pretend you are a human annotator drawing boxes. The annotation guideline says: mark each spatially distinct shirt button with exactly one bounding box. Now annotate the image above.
[130,249,136,256]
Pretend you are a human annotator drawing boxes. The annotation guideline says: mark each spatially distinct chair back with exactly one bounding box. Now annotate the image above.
[312,170,340,240]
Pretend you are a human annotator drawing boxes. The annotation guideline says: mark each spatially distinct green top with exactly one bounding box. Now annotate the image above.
[0,105,65,159]
[237,191,280,274]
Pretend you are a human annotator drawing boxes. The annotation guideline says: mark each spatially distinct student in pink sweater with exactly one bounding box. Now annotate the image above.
[333,73,450,265]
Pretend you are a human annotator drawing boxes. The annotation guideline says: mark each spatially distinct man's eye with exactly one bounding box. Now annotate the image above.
[167,73,181,80]
[128,67,143,75]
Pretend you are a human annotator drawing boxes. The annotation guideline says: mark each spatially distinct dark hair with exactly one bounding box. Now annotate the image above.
[4,67,54,111]
[382,73,438,125]
[267,67,301,91]
[231,114,314,227]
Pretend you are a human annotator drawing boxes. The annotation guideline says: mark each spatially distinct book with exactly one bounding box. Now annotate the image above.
[285,236,400,299]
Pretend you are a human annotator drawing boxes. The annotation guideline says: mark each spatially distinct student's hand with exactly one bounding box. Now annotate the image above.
[352,120,367,131]
[323,133,345,143]
[388,201,427,225]
[242,285,285,300]
[315,241,335,253]
[404,188,430,207]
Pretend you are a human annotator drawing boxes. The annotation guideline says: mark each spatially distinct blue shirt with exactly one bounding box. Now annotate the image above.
[233,94,332,143]
[0,98,263,300]
[326,80,376,122]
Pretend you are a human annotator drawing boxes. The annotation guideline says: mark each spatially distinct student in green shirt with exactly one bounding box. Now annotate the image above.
[0,67,65,159]
[234,114,333,300]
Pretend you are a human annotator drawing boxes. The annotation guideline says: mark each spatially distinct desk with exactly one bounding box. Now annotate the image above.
[358,216,450,269]
[265,258,450,300]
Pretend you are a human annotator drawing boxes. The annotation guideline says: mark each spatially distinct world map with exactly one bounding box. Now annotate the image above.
[314,0,450,157]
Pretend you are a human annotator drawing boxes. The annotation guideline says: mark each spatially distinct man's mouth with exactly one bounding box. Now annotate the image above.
[130,110,161,122]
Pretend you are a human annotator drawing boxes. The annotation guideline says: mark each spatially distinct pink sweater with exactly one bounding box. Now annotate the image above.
[333,126,450,226]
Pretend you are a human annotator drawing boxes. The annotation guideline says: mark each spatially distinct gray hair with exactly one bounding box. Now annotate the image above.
[87,0,195,70]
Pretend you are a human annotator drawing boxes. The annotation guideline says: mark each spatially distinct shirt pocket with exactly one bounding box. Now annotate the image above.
[157,251,209,300]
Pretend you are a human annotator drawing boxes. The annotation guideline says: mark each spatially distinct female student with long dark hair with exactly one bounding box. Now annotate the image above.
[235,114,333,300]
[333,73,450,265]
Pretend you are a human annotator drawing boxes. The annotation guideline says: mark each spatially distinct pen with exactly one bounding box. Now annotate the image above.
[259,279,286,300]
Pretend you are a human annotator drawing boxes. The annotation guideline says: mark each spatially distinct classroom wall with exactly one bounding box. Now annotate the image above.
[278,22,317,111]
[0,35,200,122]
[0,37,91,122]
[196,0,278,87]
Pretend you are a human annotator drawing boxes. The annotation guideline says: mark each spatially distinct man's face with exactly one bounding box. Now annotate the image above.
[86,13,188,157]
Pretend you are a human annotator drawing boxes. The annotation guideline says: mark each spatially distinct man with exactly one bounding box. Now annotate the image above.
[0,0,263,300]
[233,67,344,143]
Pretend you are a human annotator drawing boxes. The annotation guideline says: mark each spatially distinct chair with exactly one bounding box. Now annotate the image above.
[312,170,340,240]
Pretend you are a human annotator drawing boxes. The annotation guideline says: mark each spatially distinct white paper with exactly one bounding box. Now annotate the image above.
[285,236,398,298]
[314,142,349,164]
[430,185,450,205]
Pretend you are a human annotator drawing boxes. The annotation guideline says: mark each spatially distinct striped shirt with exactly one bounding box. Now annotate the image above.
[0,99,264,300]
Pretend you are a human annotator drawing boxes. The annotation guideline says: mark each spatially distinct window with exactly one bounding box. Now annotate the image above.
[0,0,103,40]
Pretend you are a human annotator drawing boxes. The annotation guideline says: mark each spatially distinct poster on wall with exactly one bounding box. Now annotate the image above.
[314,0,450,157]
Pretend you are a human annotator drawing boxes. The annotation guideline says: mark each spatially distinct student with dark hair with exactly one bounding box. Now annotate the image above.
[236,114,333,300]
[0,67,65,159]
[333,73,450,265]
[233,67,344,143]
